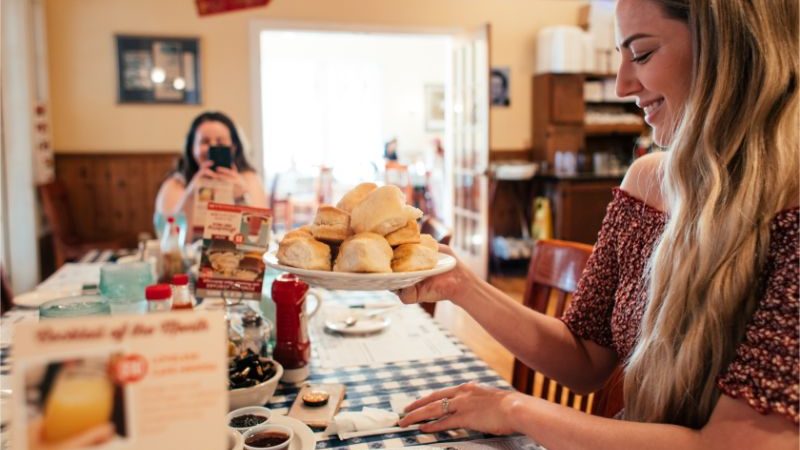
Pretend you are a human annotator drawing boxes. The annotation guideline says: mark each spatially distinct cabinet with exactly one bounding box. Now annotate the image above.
[535,174,622,245]
[532,73,645,167]
[531,73,642,245]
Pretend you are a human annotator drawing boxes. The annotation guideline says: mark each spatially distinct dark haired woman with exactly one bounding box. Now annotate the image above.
[155,111,267,240]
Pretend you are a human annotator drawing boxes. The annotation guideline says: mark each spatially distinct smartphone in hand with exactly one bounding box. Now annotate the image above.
[209,146,232,171]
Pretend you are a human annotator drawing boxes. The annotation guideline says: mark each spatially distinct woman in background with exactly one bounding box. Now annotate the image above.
[398,0,798,448]
[155,111,267,239]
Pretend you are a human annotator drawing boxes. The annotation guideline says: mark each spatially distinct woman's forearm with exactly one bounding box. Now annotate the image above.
[504,395,699,450]
[454,278,616,393]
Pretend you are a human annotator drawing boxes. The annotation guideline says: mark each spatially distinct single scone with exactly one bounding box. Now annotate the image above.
[350,185,423,236]
[336,182,378,213]
[333,232,393,273]
[391,243,439,272]
[419,233,439,251]
[283,225,313,240]
[311,205,350,243]
[385,219,421,246]
[277,236,332,271]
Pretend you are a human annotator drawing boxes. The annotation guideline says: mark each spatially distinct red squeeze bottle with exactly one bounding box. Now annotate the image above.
[271,274,311,382]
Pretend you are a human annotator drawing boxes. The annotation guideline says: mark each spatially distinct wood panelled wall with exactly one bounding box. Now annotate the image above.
[55,153,179,246]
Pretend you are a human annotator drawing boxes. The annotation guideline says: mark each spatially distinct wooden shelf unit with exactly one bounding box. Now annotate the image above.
[532,73,645,165]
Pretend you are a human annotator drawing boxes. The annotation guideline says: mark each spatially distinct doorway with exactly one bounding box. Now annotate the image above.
[250,22,491,279]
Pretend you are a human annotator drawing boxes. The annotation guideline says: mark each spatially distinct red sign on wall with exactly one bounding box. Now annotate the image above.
[196,0,271,16]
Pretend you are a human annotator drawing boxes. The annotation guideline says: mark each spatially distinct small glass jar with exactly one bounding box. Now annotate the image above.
[170,273,194,310]
[39,295,111,319]
[241,311,271,357]
[145,284,173,312]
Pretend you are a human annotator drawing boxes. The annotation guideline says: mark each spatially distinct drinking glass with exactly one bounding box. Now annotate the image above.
[39,295,111,319]
[99,262,153,315]
[42,359,114,443]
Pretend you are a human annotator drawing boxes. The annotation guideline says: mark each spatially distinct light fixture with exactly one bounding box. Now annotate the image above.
[150,67,166,84]
[173,77,186,90]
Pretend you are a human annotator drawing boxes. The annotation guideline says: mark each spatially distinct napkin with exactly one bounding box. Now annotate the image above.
[323,394,421,440]
[325,407,399,438]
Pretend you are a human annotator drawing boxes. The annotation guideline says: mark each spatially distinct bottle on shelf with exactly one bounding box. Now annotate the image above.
[170,274,194,311]
[145,284,173,313]
[160,217,184,282]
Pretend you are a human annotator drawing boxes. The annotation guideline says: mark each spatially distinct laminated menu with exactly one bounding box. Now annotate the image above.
[196,202,272,300]
[11,311,228,449]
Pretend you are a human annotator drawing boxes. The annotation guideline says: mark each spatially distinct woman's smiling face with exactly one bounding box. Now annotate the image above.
[615,0,693,146]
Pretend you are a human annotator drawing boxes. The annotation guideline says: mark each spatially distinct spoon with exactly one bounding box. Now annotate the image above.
[343,305,401,327]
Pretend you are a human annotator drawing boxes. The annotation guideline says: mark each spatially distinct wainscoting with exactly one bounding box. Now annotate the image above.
[54,152,179,246]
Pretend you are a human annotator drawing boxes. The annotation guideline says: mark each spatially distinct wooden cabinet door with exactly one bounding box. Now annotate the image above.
[550,75,584,124]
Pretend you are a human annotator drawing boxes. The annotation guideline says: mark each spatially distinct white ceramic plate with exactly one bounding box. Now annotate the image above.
[324,315,391,335]
[263,251,456,291]
[268,415,316,450]
[12,286,83,308]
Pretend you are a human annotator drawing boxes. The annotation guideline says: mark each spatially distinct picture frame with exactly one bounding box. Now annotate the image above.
[424,84,445,131]
[115,35,201,104]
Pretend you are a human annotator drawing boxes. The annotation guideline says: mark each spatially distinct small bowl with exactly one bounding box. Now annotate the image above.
[228,428,244,450]
[242,423,293,450]
[229,360,284,410]
[227,406,272,433]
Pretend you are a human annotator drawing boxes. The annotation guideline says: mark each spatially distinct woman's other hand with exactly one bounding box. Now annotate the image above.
[214,166,248,199]
[394,245,477,305]
[398,382,519,435]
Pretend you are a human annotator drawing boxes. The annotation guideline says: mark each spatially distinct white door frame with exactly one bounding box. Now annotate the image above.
[2,0,41,292]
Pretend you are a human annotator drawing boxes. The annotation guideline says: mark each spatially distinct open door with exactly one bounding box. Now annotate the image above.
[445,24,490,280]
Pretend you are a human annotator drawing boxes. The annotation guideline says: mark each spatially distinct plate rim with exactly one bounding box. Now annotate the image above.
[263,251,456,280]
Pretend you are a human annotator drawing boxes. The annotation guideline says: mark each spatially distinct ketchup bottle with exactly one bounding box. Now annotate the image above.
[271,274,312,382]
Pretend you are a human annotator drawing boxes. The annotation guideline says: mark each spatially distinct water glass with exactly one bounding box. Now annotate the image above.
[99,262,153,315]
[39,295,111,319]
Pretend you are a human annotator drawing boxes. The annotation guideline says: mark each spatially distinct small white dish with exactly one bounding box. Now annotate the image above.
[258,416,315,450]
[229,360,284,410]
[13,286,82,308]
[324,314,391,335]
[227,406,272,433]
[242,423,293,450]
[263,251,456,291]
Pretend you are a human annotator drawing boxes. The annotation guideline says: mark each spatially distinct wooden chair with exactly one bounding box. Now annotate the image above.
[417,216,452,317]
[385,161,413,203]
[38,181,122,268]
[511,238,624,418]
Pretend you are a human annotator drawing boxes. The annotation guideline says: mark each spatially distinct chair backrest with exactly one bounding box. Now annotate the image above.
[385,161,412,203]
[38,181,80,244]
[419,216,451,245]
[511,239,623,418]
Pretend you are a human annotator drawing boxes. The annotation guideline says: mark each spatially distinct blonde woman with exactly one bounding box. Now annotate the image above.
[398,0,798,448]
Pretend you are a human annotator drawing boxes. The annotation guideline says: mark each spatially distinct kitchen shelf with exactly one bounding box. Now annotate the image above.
[585,123,646,136]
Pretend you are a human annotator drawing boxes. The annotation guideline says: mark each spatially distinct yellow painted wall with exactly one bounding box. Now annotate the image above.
[45,0,583,154]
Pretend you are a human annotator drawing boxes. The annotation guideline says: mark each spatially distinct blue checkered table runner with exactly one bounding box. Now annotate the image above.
[0,290,514,449]
[263,290,513,449]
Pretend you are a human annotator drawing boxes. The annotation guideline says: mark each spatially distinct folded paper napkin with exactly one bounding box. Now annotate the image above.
[325,408,399,438]
[323,394,419,439]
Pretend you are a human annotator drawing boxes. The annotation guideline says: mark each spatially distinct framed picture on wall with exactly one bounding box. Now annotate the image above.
[116,35,201,104]
[424,84,445,131]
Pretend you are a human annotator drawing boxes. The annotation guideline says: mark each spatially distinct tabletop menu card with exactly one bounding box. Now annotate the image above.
[196,202,272,300]
[11,311,227,450]
[192,179,234,238]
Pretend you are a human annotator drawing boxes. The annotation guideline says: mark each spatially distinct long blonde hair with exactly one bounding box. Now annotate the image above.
[623,0,799,428]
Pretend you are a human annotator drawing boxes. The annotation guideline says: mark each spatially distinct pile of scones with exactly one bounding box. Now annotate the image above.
[277,183,440,273]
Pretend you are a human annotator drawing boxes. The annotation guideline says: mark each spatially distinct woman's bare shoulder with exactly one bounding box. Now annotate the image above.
[620,151,666,212]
